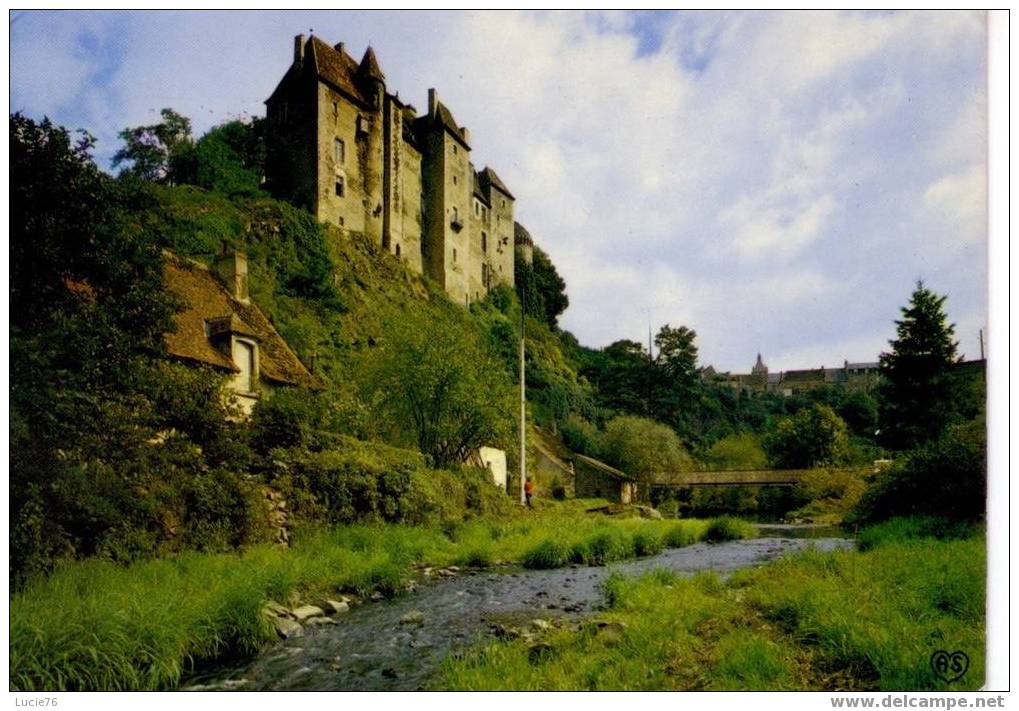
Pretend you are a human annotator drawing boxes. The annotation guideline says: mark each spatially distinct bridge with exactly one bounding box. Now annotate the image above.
[651,468,817,488]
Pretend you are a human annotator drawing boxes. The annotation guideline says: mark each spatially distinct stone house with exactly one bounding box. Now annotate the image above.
[265,35,516,306]
[573,454,638,504]
[163,248,320,415]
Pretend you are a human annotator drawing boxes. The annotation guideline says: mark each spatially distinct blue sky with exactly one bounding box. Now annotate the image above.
[9,10,990,373]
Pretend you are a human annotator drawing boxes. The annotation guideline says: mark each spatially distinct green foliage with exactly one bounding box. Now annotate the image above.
[180,119,266,196]
[249,388,323,453]
[854,516,982,552]
[515,243,569,329]
[632,530,664,557]
[571,529,633,565]
[521,539,573,569]
[763,404,850,469]
[112,108,194,183]
[368,312,515,467]
[701,432,768,470]
[852,419,986,524]
[878,281,962,450]
[664,523,697,548]
[560,415,602,458]
[600,415,694,482]
[703,516,755,542]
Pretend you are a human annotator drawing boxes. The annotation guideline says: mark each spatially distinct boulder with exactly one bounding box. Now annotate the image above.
[274,617,304,639]
[323,599,350,615]
[305,616,337,627]
[530,619,552,632]
[292,605,326,622]
[262,601,291,619]
[399,610,425,625]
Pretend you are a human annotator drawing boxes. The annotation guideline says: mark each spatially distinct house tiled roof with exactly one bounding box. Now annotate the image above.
[163,253,321,390]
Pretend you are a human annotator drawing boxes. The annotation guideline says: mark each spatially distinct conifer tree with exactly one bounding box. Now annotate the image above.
[877,281,960,449]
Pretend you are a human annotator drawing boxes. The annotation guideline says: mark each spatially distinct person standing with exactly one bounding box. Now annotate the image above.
[524,477,535,507]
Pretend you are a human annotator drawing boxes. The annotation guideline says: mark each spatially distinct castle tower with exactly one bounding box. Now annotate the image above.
[416,88,474,306]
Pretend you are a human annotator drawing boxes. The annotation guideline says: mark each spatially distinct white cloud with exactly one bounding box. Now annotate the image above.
[922,164,986,244]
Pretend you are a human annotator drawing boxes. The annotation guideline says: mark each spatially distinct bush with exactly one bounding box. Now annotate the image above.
[701,433,768,470]
[664,524,696,548]
[704,517,755,542]
[560,415,602,458]
[763,404,849,469]
[600,415,694,482]
[522,539,572,569]
[249,388,322,454]
[632,530,664,557]
[851,419,986,524]
[572,529,633,565]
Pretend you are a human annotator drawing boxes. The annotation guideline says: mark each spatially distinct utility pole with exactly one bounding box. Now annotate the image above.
[979,329,985,360]
[519,293,527,505]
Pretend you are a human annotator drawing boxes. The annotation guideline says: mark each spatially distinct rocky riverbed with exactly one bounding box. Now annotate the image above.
[183,533,852,691]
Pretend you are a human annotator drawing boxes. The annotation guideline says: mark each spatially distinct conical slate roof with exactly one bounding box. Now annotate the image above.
[358,46,385,82]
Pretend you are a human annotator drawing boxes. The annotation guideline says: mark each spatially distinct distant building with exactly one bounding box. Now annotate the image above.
[163,248,320,416]
[704,355,881,397]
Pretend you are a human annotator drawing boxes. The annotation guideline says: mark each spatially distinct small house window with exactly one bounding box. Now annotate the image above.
[335,177,345,197]
[334,138,345,164]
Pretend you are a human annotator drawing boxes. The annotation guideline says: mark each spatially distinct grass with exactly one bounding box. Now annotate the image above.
[437,518,986,691]
[9,502,730,691]
[703,516,755,542]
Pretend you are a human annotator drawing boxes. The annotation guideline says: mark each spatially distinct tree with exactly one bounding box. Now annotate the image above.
[515,244,569,329]
[599,415,694,483]
[184,119,266,196]
[371,315,514,467]
[877,281,961,450]
[652,324,701,432]
[112,108,193,183]
[763,404,849,469]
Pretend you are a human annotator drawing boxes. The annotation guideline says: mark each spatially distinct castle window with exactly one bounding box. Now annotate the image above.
[474,201,480,217]
[453,175,458,186]
[395,243,401,257]
[332,101,338,115]
[453,206,459,221]
[334,138,345,165]
[452,144,458,155]
[501,199,506,208]
[453,248,457,262]
[482,263,488,286]
[481,231,487,252]
[335,177,345,197]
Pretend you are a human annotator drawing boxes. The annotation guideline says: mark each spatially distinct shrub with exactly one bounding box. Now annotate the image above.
[763,404,850,469]
[851,419,986,524]
[249,388,322,454]
[522,539,572,569]
[560,415,602,458]
[551,477,567,501]
[701,433,768,470]
[664,524,696,548]
[632,530,664,557]
[600,415,694,482]
[704,517,754,542]
[572,530,633,565]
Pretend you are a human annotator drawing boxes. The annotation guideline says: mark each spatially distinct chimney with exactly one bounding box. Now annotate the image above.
[428,88,438,118]
[334,41,345,55]
[294,34,305,65]
[213,245,249,303]
[460,126,471,145]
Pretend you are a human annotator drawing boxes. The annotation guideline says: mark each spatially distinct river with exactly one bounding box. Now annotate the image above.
[184,526,852,691]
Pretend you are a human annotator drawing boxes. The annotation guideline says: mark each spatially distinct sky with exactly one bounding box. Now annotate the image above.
[8,10,991,373]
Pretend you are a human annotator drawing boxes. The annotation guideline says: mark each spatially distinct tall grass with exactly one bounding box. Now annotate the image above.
[438,520,985,691]
[10,506,731,691]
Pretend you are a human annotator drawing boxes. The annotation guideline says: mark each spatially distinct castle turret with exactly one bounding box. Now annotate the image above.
[357,46,386,109]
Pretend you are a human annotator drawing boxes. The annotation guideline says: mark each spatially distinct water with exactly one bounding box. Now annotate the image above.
[184,535,852,691]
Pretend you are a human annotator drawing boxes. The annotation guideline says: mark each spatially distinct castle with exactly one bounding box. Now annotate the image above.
[703,354,881,396]
[265,35,520,306]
